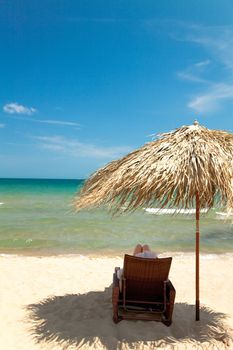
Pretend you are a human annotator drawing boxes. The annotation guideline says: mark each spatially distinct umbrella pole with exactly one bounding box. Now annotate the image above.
[196,191,200,321]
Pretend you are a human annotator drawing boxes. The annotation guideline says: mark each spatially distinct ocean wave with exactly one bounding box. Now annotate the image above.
[144,208,208,215]
[215,211,233,220]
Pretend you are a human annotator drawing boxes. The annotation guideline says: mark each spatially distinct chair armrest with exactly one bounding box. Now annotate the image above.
[166,280,176,302]
[166,280,176,295]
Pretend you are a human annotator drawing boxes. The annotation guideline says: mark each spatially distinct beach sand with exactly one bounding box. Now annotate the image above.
[0,253,233,350]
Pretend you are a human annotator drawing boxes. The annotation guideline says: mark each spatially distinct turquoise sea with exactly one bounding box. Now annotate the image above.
[0,178,233,255]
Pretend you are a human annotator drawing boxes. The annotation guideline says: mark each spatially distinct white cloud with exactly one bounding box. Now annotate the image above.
[177,70,207,83]
[0,123,5,128]
[174,24,233,113]
[34,135,132,160]
[185,25,233,72]
[4,114,80,128]
[194,60,211,68]
[38,119,80,127]
[177,59,211,84]
[188,83,233,113]
[3,102,36,115]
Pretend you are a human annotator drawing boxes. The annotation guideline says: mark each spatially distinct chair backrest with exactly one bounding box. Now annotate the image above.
[123,254,172,301]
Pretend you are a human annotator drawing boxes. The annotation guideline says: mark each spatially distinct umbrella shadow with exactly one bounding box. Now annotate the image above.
[26,286,233,349]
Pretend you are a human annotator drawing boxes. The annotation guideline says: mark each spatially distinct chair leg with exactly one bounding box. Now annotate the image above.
[112,274,121,324]
[113,304,120,323]
[113,314,120,323]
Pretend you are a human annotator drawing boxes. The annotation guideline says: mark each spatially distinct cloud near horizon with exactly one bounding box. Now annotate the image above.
[34,135,132,160]
[3,102,37,115]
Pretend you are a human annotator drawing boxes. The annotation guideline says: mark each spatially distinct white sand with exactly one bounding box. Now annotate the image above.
[0,253,233,350]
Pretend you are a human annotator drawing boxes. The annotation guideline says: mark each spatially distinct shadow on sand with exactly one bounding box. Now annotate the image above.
[27,287,232,349]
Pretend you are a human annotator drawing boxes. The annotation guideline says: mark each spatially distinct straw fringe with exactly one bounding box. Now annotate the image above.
[74,123,233,213]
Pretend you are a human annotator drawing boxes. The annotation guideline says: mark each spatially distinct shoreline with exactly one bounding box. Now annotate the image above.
[1,249,233,258]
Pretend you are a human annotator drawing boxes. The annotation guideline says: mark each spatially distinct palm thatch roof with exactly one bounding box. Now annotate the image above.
[74,122,233,213]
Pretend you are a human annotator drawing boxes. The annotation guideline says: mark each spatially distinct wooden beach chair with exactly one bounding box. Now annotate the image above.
[112,254,175,326]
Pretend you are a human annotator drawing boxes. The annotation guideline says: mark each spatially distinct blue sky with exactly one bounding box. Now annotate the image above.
[1,1,233,179]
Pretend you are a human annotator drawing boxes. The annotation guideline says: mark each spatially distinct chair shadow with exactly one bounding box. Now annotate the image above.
[26,286,233,349]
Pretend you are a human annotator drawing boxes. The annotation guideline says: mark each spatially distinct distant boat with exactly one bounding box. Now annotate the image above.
[144,208,208,215]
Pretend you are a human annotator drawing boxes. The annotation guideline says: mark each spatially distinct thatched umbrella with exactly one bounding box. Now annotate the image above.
[74,121,233,320]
